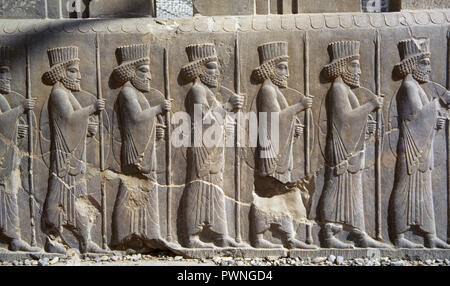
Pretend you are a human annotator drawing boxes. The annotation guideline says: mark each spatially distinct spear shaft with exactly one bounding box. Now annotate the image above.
[375,30,383,240]
[95,33,107,249]
[164,48,173,241]
[25,39,37,246]
[234,34,242,243]
[446,30,450,243]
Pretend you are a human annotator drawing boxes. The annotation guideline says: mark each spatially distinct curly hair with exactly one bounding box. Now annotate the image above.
[324,55,359,80]
[42,59,79,86]
[112,58,150,86]
[395,53,430,78]
[252,56,289,83]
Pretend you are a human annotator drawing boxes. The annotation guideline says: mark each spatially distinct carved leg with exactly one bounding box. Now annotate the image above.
[45,235,67,254]
[394,233,424,248]
[186,235,214,248]
[283,234,318,249]
[353,230,392,248]
[252,233,282,248]
[79,224,110,254]
[9,238,41,252]
[424,234,450,249]
[323,223,354,249]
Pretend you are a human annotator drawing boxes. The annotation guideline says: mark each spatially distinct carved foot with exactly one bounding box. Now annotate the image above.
[215,236,248,248]
[394,237,424,249]
[9,239,41,252]
[285,238,318,249]
[324,237,355,249]
[252,237,282,249]
[425,236,450,249]
[147,238,180,250]
[186,237,215,248]
[356,234,392,249]
[45,237,67,254]
[84,241,110,254]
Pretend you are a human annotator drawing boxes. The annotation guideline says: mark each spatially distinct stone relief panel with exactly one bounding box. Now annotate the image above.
[0,13,448,258]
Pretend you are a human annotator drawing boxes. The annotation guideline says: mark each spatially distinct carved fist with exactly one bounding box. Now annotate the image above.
[301,96,313,109]
[17,124,28,139]
[437,116,446,130]
[231,94,245,110]
[156,123,166,140]
[367,119,377,135]
[294,123,305,138]
[23,98,36,111]
[95,99,106,112]
[88,122,98,137]
[372,97,384,110]
[161,99,172,112]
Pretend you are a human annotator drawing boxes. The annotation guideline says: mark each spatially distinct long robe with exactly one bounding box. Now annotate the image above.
[0,93,22,239]
[181,82,228,236]
[253,81,306,234]
[319,82,370,231]
[113,83,160,244]
[391,78,438,235]
[45,86,89,230]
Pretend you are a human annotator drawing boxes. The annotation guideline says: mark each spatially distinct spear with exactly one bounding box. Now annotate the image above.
[304,31,313,245]
[25,38,37,246]
[234,34,242,243]
[95,33,107,249]
[375,30,383,241]
[164,48,173,242]
[447,29,450,244]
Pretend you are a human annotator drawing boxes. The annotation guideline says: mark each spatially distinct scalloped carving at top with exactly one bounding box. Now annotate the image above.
[0,10,449,35]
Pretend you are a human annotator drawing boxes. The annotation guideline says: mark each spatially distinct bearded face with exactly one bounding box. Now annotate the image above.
[342,59,361,88]
[199,60,220,88]
[131,64,151,92]
[62,62,81,91]
[270,60,289,88]
[412,57,432,83]
[0,65,11,94]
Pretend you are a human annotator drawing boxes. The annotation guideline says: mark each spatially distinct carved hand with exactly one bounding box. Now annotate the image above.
[371,96,384,110]
[294,123,305,138]
[161,99,172,113]
[17,124,28,139]
[367,119,377,135]
[23,98,36,111]
[300,96,313,110]
[88,122,98,137]
[437,115,446,130]
[95,99,106,112]
[231,94,245,111]
[156,123,166,140]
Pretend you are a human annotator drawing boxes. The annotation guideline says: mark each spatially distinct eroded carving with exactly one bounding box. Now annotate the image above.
[0,46,39,252]
[111,44,177,251]
[390,38,450,249]
[251,41,317,249]
[318,40,390,248]
[41,46,107,254]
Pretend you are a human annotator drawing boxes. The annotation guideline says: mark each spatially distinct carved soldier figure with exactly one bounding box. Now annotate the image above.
[318,41,389,248]
[42,46,106,254]
[180,43,244,248]
[111,44,176,251]
[251,41,316,249]
[0,47,39,252]
[390,38,450,249]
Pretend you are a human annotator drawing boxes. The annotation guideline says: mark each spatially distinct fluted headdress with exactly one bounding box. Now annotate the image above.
[181,43,218,82]
[43,46,80,85]
[112,44,151,86]
[395,38,431,78]
[0,46,10,66]
[253,42,289,83]
[324,40,360,79]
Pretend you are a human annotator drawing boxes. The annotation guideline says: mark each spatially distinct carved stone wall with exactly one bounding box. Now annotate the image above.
[0,9,449,259]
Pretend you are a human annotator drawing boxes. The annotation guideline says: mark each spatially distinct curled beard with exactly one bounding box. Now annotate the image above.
[342,71,360,88]
[61,77,81,92]
[412,68,431,83]
[0,79,11,94]
[270,72,288,88]
[131,76,151,92]
[199,72,219,88]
